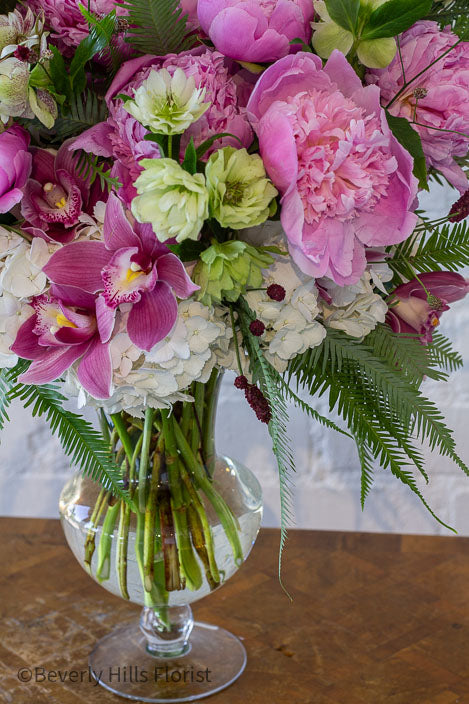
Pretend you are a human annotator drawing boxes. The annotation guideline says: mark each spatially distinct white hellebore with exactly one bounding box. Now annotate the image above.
[124,67,210,135]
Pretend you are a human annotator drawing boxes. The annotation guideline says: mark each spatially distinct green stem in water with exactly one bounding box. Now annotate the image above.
[84,487,107,571]
[172,416,243,566]
[96,497,120,582]
[116,499,131,600]
[144,447,162,592]
[161,410,203,591]
[138,407,155,513]
[110,413,134,462]
[202,369,219,475]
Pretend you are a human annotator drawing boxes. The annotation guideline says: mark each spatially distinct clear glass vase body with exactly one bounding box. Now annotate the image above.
[59,373,263,702]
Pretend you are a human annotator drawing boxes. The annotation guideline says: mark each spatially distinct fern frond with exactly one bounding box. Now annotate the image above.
[388,219,469,283]
[54,91,108,141]
[118,0,197,55]
[237,300,295,597]
[74,150,121,191]
[427,331,464,372]
[9,382,130,504]
[353,432,374,509]
[0,360,30,434]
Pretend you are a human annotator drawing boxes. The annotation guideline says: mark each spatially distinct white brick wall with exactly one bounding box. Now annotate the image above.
[0,183,468,536]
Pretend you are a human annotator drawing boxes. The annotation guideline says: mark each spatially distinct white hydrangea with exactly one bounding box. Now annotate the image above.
[67,300,232,417]
[319,272,388,338]
[0,237,54,298]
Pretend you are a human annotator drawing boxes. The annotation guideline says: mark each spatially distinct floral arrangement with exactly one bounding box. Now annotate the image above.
[0,0,469,596]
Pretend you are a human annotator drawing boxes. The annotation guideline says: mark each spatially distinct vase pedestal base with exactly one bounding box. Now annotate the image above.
[89,619,247,703]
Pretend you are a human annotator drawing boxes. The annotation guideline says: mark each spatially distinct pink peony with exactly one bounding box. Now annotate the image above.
[0,125,31,213]
[247,51,418,285]
[387,272,469,343]
[105,47,253,156]
[197,0,314,63]
[367,21,469,193]
[28,0,128,55]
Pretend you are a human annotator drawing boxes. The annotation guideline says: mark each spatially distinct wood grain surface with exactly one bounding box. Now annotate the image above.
[1,519,469,703]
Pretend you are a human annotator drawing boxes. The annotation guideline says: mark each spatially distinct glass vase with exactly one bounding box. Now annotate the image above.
[59,371,263,702]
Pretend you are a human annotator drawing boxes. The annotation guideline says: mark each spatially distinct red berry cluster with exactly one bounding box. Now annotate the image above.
[449,188,469,223]
[266,284,286,301]
[233,376,271,424]
[249,319,265,336]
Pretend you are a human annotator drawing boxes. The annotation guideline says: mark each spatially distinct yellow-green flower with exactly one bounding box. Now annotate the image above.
[124,67,210,136]
[132,158,209,243]
[193,240,274,306]
[312,0,397,69]
[205,147,277,230]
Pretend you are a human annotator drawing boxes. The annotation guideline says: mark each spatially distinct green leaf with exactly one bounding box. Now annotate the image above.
[195,132,243,159]
[143,133,167,157]
[324,0,360,34]
[118,0,197,55]
[362,0,432,39]
[167,239,207,262]
[74,150,122,191]
[69,11,117,93]
[181,137,197,175]
[9,382,131,504]
[289,38,313,52]
[386,111,428,190]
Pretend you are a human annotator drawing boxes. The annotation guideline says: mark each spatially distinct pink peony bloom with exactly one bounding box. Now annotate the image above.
[387,272,469,343]
[197,0,314,63]
[106,48,253,155]
[367,21,469,193]
[43,193,199,352]
[0,125,32,213]
[11,284,113,398]
[28,0,129,55]
[247,51,419,285]
[21,140,103,243]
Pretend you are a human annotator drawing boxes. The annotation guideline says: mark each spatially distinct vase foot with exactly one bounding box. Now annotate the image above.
[89,620,247,702]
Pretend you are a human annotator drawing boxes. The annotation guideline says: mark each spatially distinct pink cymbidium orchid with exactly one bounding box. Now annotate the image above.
[21,140,103,243]
[11,284,113,398]
[387,272,469,343]
[43,193,199,352]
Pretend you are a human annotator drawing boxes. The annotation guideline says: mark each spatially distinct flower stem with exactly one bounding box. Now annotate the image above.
[138,408,155,513]
[84,487,107,571]
[96,497,120,582]
[110,413,134,462]
[143,446,162,592]
[172,417,243,566]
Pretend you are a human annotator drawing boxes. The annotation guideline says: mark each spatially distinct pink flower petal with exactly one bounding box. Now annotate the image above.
[18,343,89,386]
[96,294,116,343]
[156,253,200,298]
[10,315,43,360]
[104,192,141,251]
[71,122,115,158]
[44,241,110,293]
[127,282,178,352]
[77,338,112,399]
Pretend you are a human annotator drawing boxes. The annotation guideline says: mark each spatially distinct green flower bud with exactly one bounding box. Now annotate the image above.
[0,58,31,122]
[205,147,278,230]
[132,158,209,243]
[193,240,274,306]
[124,67,210,136]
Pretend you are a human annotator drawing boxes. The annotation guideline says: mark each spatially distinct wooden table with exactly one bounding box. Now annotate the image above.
[1,520,469,704]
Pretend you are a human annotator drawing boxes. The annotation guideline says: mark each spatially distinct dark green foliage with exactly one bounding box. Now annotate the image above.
[118,0,197,56]
[388,219,469,283]
[54,91,109,141]
[288,326,467,525]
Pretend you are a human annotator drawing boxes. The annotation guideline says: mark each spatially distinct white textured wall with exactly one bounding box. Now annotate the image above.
[0,183,468,536]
